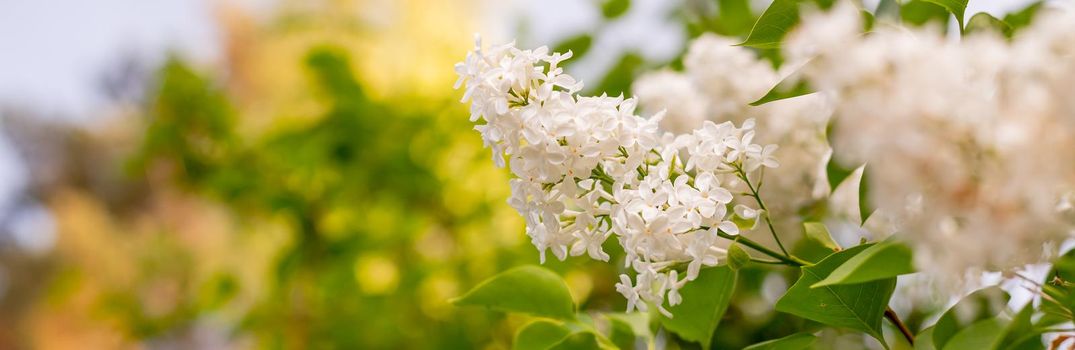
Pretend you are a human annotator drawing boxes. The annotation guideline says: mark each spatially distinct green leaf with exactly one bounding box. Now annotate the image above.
[803,222,841,252]
[659,265,737,348]
[900,0,950,27]
[812,240,914,287]
[739,0,800,49]
[717,0,757,36]
[915,327,936,350]
[601,0,631,19]
[552,35,594,60]
[875,0,901,22]
[606,315,638,350]
[965,12,1013,38]
[931,287,1010,350]
[750,74,813,106]
[1040,250,1075,326]
[921,0,968,29]
[548,331,603,350]
[857,164,874,225]
[514,320,572,350]
[997,305,1042,350]
[453,265,576,320]
[941,318,1005,350]
[861,9,877,31]
[775,244,896,345]
[743,332,818,350]
[604,313,650,340]
[728,243,751,271]
[593,53,643,96]
[1003,2,1043,34]
[825,150,854,193]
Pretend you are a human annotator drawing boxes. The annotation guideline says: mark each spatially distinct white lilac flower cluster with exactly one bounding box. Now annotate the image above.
[454,36,779,316]
[632,34,833,231]
[785,4,1075,282]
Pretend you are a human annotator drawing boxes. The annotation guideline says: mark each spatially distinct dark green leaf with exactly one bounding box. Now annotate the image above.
[803,222,841,252]
[921,0,968,29]
[941,318,1005,350]
[932,287,1010,350]
[659,265,737,348]
[739,0,800,49]
[728,242,751,271]
[602,0,631,19]
[453,265,576,320]
[743,332,818,350]
[812,240,914,287]
[775,244,895,344]
[966,12,1013,38]
[514,320,572,350]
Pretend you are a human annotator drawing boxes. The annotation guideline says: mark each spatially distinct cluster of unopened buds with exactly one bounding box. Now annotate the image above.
[455,36,780,316]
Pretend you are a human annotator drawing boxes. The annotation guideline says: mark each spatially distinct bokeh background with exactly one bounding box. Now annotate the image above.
[0,0,1038,349]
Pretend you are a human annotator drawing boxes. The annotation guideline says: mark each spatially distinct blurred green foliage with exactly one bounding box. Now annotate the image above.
[127,47,536,348]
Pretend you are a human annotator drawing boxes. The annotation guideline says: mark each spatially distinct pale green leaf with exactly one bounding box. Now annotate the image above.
[803,222,841,252]
[915,327,936,350]
[728,242,751,271]
[812,240,914,287]
[659,265,737,348]
[775,244,896,345]
[453,265,575,320]
[742,332,818,350]
[966,12,1013,37]
[739,0,800,49]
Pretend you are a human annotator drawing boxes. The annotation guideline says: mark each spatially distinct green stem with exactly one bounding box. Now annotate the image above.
[714,230,810,266]
[737,166,791,257]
